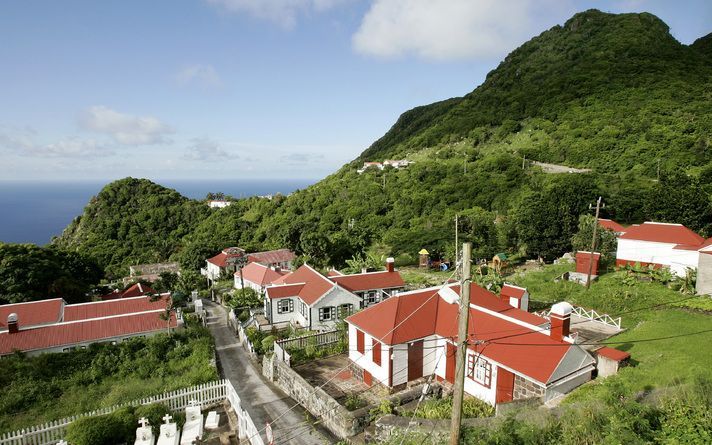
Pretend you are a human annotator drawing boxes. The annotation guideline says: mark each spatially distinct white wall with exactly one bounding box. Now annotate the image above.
[347,324,391,386]
[268,297,298,325]
[463,349,498,406]
[617,239,698,277]
[206,262,222,280]
[309,286,361,331]
[234,277,262,293]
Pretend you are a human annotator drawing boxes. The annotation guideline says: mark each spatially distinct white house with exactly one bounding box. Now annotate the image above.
[208,200,232,208]
[234,262,286,294]
[202,247,296,282]
[346,283,595,405]
[616,222,706,277]
[263,265,362,331]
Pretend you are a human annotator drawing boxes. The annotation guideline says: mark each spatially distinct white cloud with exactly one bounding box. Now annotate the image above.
[280,152,324,164]
[79,106,174,145]
[176,64,222,88]
[183,137,239,161]
[353,0,556,61]
[0,127,111,157]
[206,0,346,28]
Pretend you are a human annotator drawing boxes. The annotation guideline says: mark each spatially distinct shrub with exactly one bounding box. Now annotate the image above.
[344,394,367,411]
[261,335,276,353]
[65,407,136,445]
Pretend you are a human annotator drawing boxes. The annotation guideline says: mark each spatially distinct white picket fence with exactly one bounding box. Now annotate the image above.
[0,379,265,445]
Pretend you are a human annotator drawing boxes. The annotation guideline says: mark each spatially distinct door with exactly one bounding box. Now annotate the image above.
[495,367,515,403]
[407,340,424,381]
[445,342,456,383]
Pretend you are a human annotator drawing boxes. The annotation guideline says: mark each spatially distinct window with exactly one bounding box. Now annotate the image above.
[363,291,380,307]
[277,299,294,314]
[372,340,382,366]
[467,354,492,388]
[319,306,336,322]
[356,329,365,354]
[337,304,353,319]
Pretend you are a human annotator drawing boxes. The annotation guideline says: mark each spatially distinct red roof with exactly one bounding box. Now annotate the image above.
[598,219,626,233]
[237,262,286,287]
[327,270,344,277]
[100,283,158,301]
[0,310,176,355]
[0,299,64,330]
[346,283,581,384]
[619,222,704,246]
[596,346,630,361]
[264,265,334,305]
[329,271,405,292]
[265,283,305,299]
[63,295,170,322]
[500,284,527,300]
[247,249,296,266]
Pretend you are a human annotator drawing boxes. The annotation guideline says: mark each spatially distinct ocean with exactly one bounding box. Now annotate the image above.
[0,179,316,245]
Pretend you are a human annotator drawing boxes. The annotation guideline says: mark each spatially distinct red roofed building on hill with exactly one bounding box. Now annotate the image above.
[598,218,627,235]
[327,258,405,309]
[262,265,362,331]
[234,262,287,294]
[345,283,595,405]
[202,247,296,282]
[615,222,706,277]
[0,294,179,356]
[99,282,158,301]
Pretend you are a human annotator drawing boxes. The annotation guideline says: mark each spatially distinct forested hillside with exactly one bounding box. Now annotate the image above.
[53,10,712,277]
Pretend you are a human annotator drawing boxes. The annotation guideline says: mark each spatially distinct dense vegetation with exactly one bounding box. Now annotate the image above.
[0,322,216,433]
[52,10,712,276]
[0,243,102,304]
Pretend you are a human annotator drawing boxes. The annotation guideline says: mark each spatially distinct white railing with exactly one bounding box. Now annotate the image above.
[224,380,265,445]
[533,306,621,329]
[571,306,622,329]
[0,380,265,445]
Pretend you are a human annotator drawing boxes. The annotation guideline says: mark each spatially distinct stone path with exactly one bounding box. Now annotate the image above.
[204,300,333,445]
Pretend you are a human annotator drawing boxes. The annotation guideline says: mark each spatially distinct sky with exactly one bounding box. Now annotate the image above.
[0,0,710,182]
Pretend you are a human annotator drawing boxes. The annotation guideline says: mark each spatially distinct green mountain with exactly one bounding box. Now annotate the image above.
[53,10,712,276]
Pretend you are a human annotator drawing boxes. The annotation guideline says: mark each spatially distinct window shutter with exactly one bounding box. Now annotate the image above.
[372,340,382,366]
[318,308,324,321]
[330,306,336,320]
[356,329,364,354]
[289,299,294,312]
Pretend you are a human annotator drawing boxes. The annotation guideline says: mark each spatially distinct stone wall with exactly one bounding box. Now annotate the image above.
[374,414,492,444]
[514,374,545,400]
[697,252,712,296]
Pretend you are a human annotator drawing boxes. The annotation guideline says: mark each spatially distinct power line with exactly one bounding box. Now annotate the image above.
[247,266,462,443]
[487,328,712,348]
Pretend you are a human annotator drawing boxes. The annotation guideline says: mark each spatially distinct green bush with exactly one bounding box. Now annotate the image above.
[65,407,136,445]
[261,335,276,353]
[401,396,494,420]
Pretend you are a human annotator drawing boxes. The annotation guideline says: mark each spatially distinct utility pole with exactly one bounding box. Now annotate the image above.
[454,214,459,271]
[464,157,467,174]
[450,242,472,445]
[586,197,604,289]
[522,154,526,170]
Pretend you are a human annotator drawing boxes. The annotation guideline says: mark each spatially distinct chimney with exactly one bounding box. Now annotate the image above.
[549,302,572,341]
[274,266,281,274]
[7,313,18,334]
[386,257,395,273]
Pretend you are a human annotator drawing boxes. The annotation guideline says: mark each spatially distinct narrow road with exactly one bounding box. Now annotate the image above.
[204,300,333,445]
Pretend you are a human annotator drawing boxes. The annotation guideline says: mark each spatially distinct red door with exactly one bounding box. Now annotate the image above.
[445,342,456,383]
[495,367,515,403]
[407,340,424,381]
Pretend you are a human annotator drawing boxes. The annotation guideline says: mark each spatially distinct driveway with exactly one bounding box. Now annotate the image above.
[204,300,334,445]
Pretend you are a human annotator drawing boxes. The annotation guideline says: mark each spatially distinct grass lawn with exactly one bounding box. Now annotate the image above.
[505,263,712,402]
[0,321,217,433]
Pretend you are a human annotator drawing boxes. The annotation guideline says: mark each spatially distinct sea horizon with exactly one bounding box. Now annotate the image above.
[0,178,317,245]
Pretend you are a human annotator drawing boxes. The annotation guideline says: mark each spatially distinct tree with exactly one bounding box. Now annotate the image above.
[643,171,712,236]
[571,214,618,266]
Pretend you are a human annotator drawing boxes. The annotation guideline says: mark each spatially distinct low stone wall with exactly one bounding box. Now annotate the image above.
[495,396,543,416]
[264,355,431,439]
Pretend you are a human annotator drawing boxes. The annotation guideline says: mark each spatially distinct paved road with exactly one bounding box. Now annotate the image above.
[204,301,333,445]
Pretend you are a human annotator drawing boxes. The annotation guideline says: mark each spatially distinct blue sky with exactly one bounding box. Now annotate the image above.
[0,0,710,181]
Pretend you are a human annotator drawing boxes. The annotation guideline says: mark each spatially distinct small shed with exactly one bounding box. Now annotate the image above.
[419,249,430,269]
[568,251,601,285]
[595,346,631,378]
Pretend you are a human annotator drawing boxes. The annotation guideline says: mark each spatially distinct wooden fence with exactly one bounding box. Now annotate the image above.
[273,329,342,367]
[0,380,265,445]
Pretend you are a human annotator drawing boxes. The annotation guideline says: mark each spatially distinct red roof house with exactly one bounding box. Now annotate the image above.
[100,283,158,301]
[0,294,177,356]
[234,262,286,293]
[261,265,362,330]
[346,283,594,405]
[616,222,705,276]
[598,219,626,234]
